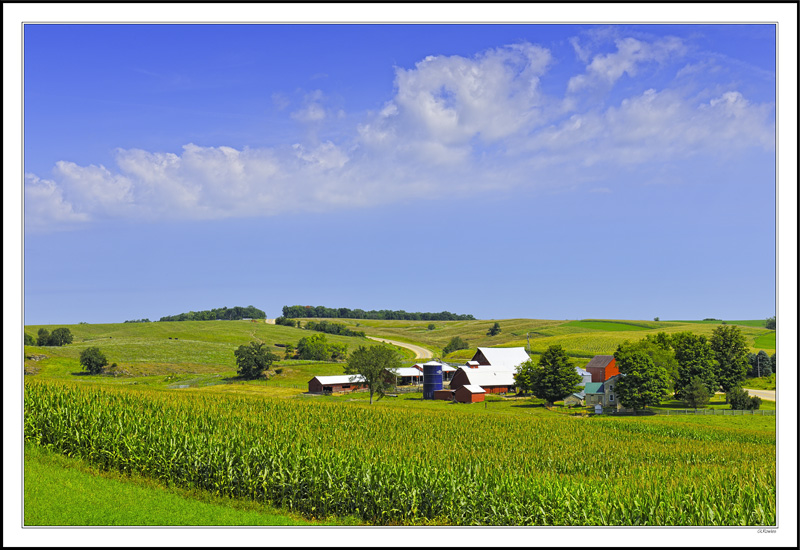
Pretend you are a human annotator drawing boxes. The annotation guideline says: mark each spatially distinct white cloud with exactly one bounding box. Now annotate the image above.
[26,39,775,231]
[568,36,685,92]
[24,173,89,231]
[290,89,328,122]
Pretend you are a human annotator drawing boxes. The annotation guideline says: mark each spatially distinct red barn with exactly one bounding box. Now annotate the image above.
[454,385,485,403]
[584,355,619,382]
[308,374,366,394]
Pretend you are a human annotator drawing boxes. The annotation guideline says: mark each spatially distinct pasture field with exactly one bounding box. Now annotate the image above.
[23,320,410,389]
[25,379,775,526]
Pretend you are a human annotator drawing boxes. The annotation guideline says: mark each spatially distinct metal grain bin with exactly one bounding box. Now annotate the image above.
[422,361,443,399]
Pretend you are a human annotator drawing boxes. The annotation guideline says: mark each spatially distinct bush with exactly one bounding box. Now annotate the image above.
[274,317,297,328]
[427,323,435,331]
[726,386,761,410]
[24,333,35,346]
[79,347,108,375]
[765,316,776,330]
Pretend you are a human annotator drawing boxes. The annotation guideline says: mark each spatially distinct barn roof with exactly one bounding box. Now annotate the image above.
[390,367,425,377]
[473,347,530,371]
[460,384,486,394]
[442,365,457,372]
[584,355,615,370]
[311,374,366,385]
[456,367,516,387]
[584,382,604,394]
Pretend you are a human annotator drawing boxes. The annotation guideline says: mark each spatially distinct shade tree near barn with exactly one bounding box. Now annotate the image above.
[518,345,582,407]
[344,344,401,404]
[613,344,671,411]
[234,342,279,380]
[709,324,750,393]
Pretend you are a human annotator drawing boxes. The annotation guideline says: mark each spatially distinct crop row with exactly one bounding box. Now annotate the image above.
[24,380,775,525]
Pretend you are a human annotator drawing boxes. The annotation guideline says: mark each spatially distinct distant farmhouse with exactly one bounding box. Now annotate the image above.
[584,373,623,409]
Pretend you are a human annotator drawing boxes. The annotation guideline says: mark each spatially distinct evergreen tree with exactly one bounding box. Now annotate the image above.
[487,322,501,336]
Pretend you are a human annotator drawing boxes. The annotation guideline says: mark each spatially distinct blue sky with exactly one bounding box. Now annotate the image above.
[22,23,779,324]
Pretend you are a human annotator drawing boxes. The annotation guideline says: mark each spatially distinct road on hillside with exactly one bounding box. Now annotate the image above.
[366,336,434,360]
[742,388,776,401]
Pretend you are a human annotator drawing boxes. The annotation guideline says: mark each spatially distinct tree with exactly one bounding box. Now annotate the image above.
[442,336,469,356]
[234,341,279,379]
[681,377,711,408]
[726,386,762,410]
[514,359,536,396]
[79,347,108,374]
[48,327,74,347]
[427,323,436,331]
[709,324,749,393]
[37,328,50,346]
[671,332,718,401]
[626,337,679,391]
[527,345,582,406]
[24,333,35,346]
[296,333,333,361]
[487,322,501,336]
[653,317,660,322]
[614,344,671,411]
[344,344,401,404]
[765,316,776,330]
[771,353,776,374]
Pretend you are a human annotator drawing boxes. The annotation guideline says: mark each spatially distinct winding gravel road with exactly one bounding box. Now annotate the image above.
[366,336,434,360]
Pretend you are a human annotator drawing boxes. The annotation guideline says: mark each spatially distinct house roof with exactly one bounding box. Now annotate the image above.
[584,382,604,394]
[456,367,516,387]
[459,384,486,394]
[311,374,366,385]
[473,347,530,371]
[584,355,615,370]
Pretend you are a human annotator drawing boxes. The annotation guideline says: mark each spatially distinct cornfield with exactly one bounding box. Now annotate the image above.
[24,380,775,526]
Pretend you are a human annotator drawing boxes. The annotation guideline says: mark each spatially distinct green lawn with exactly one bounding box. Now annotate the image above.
[24,443,359,526]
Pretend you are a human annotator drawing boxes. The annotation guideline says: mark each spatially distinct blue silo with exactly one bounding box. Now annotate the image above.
[422,361,443,399]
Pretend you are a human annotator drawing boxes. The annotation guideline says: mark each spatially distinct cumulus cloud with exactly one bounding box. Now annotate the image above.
[25,38,775,231]
[24,173,89,232]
